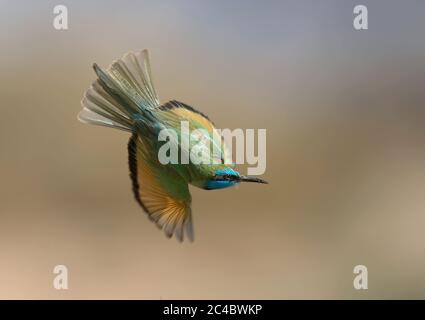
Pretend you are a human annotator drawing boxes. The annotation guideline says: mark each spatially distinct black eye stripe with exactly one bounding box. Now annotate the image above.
[213,174,238,181]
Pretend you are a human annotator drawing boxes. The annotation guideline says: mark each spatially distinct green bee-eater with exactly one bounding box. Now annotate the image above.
[78,50,267,242]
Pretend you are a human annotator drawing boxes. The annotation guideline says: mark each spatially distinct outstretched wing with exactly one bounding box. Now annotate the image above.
[128,133,194,242]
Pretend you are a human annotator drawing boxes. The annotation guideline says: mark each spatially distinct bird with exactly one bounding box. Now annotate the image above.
[78,49,268,242]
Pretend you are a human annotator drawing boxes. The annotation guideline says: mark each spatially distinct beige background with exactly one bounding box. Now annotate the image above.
[0,0,424,299]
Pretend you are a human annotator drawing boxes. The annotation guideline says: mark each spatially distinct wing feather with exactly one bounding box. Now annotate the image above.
[128,134,193,242]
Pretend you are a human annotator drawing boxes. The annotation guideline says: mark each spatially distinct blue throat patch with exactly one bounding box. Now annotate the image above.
[205,180,237,190]
[204,168,240,190]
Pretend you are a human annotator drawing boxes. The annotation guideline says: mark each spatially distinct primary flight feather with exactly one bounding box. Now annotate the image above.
[78,50,267,242]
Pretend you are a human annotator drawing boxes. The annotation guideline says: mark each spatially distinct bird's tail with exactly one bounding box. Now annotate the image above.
[78,49,160,131]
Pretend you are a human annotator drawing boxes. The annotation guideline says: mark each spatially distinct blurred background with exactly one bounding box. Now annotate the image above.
[0,0,424,299]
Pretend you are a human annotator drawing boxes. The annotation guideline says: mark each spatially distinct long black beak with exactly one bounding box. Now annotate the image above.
[239,176,268,184]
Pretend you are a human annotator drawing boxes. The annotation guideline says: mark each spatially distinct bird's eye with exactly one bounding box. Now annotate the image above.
[213,175,226,181]
[213,174,236,181]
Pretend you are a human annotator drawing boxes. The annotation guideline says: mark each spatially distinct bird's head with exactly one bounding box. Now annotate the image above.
[204,168,268,190]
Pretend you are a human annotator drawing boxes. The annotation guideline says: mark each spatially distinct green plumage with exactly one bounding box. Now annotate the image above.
[79,49,266,241]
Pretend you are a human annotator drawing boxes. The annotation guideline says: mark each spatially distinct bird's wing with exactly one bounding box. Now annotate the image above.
[157,100,234,166]
[128,133,194,242]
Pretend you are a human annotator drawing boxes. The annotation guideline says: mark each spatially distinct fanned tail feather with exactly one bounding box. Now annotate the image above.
[78,50,160,131]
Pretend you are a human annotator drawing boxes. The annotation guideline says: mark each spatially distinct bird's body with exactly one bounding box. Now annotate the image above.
[78,50,267,241]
